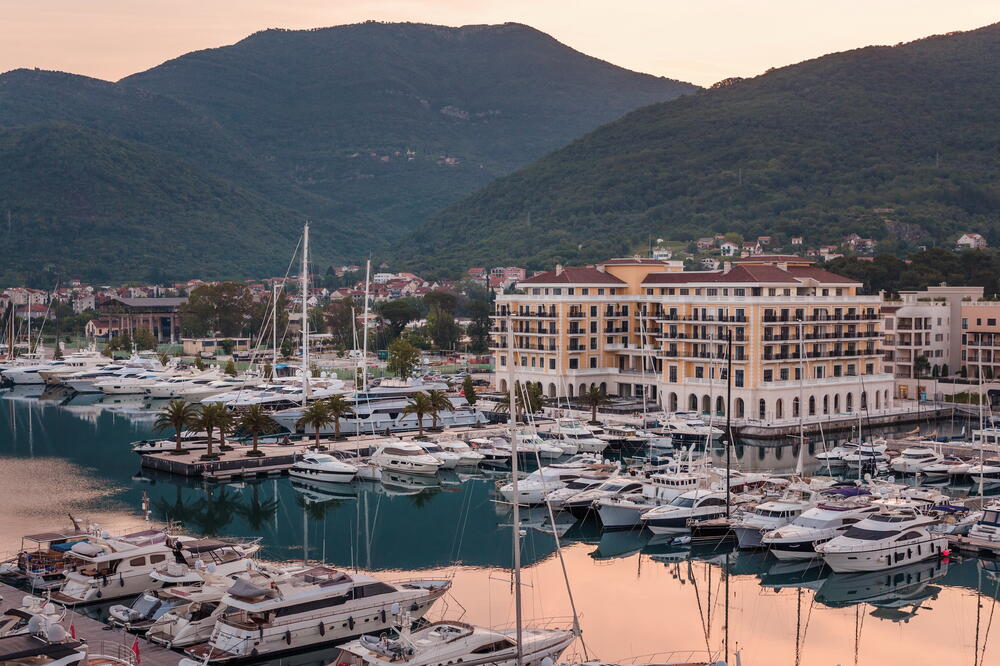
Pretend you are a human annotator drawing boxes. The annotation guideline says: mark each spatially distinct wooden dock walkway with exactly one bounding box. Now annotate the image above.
[948,534,1000,557]
[0,581,180,666]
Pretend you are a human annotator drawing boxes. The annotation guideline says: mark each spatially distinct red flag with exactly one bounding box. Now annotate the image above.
[68,623,75,639]
[130,637,141,665]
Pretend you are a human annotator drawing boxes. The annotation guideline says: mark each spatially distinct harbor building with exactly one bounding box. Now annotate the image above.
[491,255,894,421]
[95,296,187,343]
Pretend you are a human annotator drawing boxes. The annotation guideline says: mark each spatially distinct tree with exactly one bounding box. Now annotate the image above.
[134,328,157,351]
[426,389,453,429]
[378,299,422,340]
[941,363,949,377]
[496,380,544,420]
[158,351,170,366]
[153,400,201,454]
[325,395,354,439]
[280,339,294,358]
[324,297,357,348]
[263,361,273,379]
[424,290,458,315]
[180,283,255,337]
[296,401,332,449]
[462,375,477,405]
[582,386,611,424]
[219,339,236,355]
[237,404,278,457]
[387,338,420,379]
[426,305,460,350]
[194,356,206,370]
[403,392,433,436]
[914,355,931,378]
[224,360,237,376]
[466,300,492,353]
[195,402,229,459]
[215,405,235,450]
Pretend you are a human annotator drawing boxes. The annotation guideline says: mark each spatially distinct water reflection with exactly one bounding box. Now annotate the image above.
[3,392,1000,664]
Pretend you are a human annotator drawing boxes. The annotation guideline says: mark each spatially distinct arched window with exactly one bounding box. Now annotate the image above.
[669,392,678,412]
[775,399,784,420]
[846,393,854,412]
[599,382,607,394]
[567,384,574,398]
[499,379,508,393]
[579,383,587,398]
[735,398,745,418]
[861,391,867,410]
[548,383,557,398]
[792,397,800,418]
[702,395,711,414]
[716,396,725,416]
[689,394,699,411]
[808,396,816,416]
[823,395,829,415]
[834,394,841,412]
[759,399,767,419]
[876,391,881,410]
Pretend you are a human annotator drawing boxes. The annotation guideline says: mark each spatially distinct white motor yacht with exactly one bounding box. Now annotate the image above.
[640,489,733,534]
[968,501,1000,542]
[660,412,723,441]
[371,442,443,476]
[332,620,575,666]
[0,595,65,638]
[761,498,880,560]
[37,351,107,385]
[890,446,942,475]
[594,471,710,530]
[131,430,212,454]
[560,476,644,519]
[419,443,463,469]
[109,573,234,634]
[815,509,947,573]
[842,439,890,469]
[968,461,1000,485]
[468,437,513,465]
[96,370,172,395]
[289,452,359,484]
[545,418,608,453]
[733,484,822,549]
[920,455,971,481]
[432,440,485,467]
[543,471,620,509]
[492,432,564,460]
[498,458,612,505]
[183,566,451,662]
[814,442,857,469]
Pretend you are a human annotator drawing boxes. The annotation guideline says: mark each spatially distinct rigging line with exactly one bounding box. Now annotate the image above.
[689,561,712,655]
[976,571,1000,666]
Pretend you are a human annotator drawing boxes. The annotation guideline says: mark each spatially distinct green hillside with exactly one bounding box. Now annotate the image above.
[0,123,353,286]
[405,23,1000,273]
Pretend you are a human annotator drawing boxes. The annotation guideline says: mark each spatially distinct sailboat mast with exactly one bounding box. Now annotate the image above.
[301,223,310,405]
[362,258,371,392]
[272,282,279,372]
[979,355,985,497]
[725,328,733,514]
[505,311,523,666]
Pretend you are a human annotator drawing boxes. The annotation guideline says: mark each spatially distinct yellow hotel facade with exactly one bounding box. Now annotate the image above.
[491,255,893,422]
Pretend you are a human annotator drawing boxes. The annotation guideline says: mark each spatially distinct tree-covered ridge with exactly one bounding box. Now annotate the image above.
[0,22,696,285]
[826,248,1000,297]
[404,23,1000,274]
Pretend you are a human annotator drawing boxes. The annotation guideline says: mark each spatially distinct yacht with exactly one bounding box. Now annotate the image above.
[371,442,444,476]
[543,471,621,509]
[96,370,172,395]
[733,484,822,549]
[50,532,258,604]
[814,442,857,469]
[640,489,733,534]
[108,571,235,634]
[815,509,948,572]
[183,566,451,662]
[920,455,972,481]
[561,477,644,519]
[501,431,566,460]
[660,412,723,442]
[597,425,647,448]
[331,620,576,666]
[761,498,881,560]
[145,372,218,399]
[289,452,360,483]
[0,595,65,638]
[968,501,1000,542]
[889,446,942,475]
[468,437,513,465]
[968,460,1000,485]
[131,431,212,454]
[0,627,87,666]
[270,379,486,434]
[0,522,92,589]
[36,351,107,385]
[497,457,610,505]
[419,443,463,469]
[543,419,608,453]
[842,439,890,470]
[594,471,711,530]
[431,440,485,467]
[61,357,163,393]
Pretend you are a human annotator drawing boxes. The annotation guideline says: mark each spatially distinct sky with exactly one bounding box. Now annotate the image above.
[0,1,997,86]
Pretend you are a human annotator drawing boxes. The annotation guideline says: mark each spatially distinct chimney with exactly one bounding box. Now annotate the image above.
[555,264,564,276]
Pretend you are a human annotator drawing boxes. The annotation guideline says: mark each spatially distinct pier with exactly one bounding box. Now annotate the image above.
[0,581,179,666]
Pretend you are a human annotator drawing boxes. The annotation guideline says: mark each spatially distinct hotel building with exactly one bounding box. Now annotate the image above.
[491,255,894,421]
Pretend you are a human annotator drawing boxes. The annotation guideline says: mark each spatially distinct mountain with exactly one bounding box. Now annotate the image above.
[405,24,1000,273]
[0,22,696,284]
[0,123,332,286]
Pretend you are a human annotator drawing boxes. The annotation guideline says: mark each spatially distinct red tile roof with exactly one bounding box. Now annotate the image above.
[520,267,625,285]
[598,257,671,266]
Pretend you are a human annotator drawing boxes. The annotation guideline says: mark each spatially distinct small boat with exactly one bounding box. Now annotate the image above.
[640,489,732,534]
[371,442,443,476]
[889,446,942,475]
[0,596,64,638]
[967,501,1000,542]
[289,452,359,484]
[761,497,880,560]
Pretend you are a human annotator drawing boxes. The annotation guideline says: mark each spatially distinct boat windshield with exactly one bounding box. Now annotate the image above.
[669,497,696,508]
[843,526,901,540]
[793,516,831,529]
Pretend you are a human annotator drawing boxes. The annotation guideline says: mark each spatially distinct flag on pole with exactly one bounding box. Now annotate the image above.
[130,637,141,665]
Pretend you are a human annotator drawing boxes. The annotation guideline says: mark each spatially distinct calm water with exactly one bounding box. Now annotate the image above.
[2,386,999,666]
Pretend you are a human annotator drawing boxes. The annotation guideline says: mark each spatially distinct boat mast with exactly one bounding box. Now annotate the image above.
[798,318,805,455]
[979,354,985,497]
[362,258,371,392]
[505,311,523,666]
[272,281,279,373]
[301,223,310,405]
[725,328,733,515]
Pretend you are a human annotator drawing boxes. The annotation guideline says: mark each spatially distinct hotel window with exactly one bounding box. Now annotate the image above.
[667,288,675,295]
[780,368,789,381]
[763,369,773,382]
[621,336,628,344]
[590,338,597,350]
[814,366,825,378]
[569,358,579,369]
[531,357,536,367]
[532,288,540,295]
[582,288,589,295]
[768,288,776,296]
[590,321,597,333]
[589,357,597,368]
[660,288,667,295]
[610,289,617,295]
[962,318,968,329]
[590,305,598,316]
[783,289,791,296]
[553,288,561,295]
[822,289,829,296]
[734,369,744,387]
[833,365,842,377]
[607,336,614,345]
[520,356,527,366]
[669,366,677,382]
[707,288,718,296]
[598,289,605,295]
[794,367,801,380]
[734,288,745,296]
[500,357,506,367]
[680,288,689,295]
[695,366,704,379]
[646,288,654,295]
[568,288,575,295]
[866,362,874,374]
[836,289,843,296]
[991,319,997,327]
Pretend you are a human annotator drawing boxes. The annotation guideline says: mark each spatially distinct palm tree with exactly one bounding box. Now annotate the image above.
[582,386,611,424]
[403,392,433,436]
[238,404,278,457]
[325,395,354,439]
[297,401,333,449]
[426,389,453,429]
[236,481,280,531]
[215,405,235,450]
[195,402,229,459]
[153,400,200,454]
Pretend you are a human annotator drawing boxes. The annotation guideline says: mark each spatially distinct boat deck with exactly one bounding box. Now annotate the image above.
[0,581,179,666]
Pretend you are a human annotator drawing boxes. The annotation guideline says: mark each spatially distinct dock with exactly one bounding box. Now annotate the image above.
[139,426,511,480]
[948,534,1000,558]
[0,581,179,666]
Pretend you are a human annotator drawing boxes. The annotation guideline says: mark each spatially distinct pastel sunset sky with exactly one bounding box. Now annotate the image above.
[1,1,997,85]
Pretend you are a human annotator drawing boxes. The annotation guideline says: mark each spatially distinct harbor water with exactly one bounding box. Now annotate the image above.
[2,387,999,666]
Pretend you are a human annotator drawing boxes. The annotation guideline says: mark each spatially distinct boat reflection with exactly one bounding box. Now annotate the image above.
[815,558,949,622]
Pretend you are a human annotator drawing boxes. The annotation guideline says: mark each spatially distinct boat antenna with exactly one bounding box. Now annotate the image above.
[505,311,524,666]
